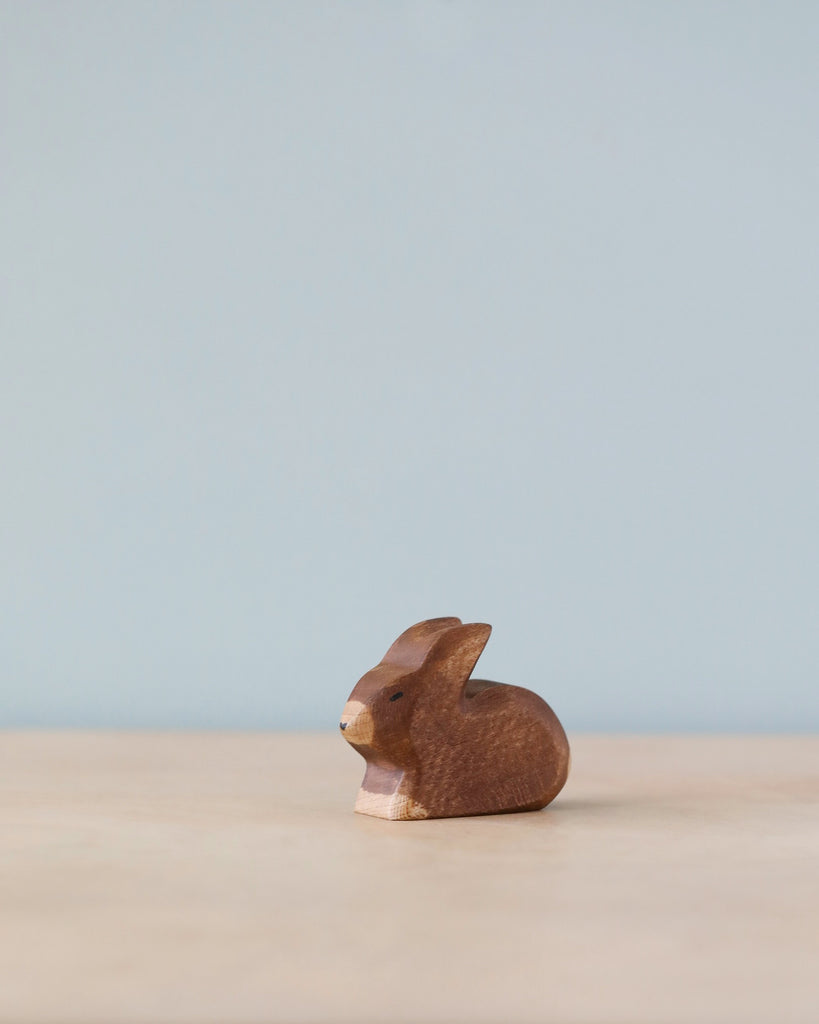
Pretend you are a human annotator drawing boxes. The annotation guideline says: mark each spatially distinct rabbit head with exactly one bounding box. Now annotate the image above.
[339,617,491,766]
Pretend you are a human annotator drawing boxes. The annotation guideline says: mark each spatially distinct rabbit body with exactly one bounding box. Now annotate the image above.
[340,618,570,820]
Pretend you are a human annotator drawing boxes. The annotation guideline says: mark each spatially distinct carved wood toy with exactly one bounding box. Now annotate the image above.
[339,617,570,820]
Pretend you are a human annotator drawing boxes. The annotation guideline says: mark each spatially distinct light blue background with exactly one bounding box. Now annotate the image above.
[2,2,817,731]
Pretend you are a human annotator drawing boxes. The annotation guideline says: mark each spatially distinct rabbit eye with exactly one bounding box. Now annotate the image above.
[389,691,404,702]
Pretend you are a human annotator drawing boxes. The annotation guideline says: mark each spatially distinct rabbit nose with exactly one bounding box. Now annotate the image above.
[339,722,347,730]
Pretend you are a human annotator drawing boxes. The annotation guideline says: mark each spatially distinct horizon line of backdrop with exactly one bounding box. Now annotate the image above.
[2,1,818,732]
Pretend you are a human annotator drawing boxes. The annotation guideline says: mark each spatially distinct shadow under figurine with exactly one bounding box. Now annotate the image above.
[339,617,570,820]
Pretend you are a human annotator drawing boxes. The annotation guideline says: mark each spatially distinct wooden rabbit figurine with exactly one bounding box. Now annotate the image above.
[339,617,570,820]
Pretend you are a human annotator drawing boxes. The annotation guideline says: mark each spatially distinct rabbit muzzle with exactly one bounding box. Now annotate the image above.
[339,700,374,745]
[337,696,376,745]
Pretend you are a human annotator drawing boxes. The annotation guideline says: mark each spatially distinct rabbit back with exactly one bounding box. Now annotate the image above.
[401,682,569,819]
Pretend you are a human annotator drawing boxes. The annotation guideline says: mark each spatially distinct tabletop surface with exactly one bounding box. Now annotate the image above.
[1,732,817,1024]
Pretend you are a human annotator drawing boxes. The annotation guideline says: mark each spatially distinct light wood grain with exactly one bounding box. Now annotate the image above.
[1,733,817,1023]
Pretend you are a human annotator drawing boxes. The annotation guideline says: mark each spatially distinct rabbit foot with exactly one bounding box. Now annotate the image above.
[354,786,428,820]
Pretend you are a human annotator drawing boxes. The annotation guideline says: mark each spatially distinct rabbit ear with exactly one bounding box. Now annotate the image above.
[421,623,492,697]
[382,617,463,670]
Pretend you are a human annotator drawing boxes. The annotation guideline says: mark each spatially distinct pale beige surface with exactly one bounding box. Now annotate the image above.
[1,733,817,1024]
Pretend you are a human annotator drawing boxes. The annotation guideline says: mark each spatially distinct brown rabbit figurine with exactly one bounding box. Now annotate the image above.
[339,617,570,820]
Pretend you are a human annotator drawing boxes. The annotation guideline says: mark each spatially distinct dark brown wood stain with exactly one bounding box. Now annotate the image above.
[339,618,570,820]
